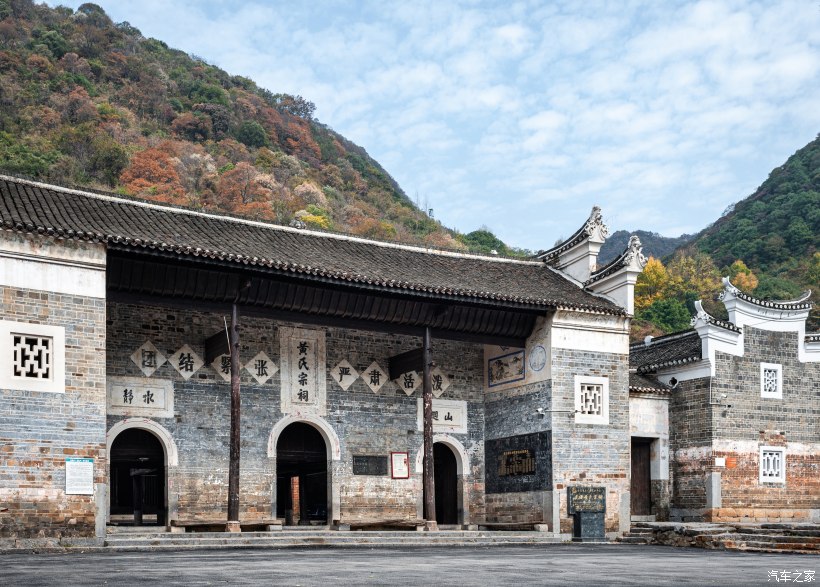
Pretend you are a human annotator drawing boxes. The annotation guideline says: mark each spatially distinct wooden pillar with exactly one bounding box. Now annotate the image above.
[226,300,241,532]
[422,326,437,530]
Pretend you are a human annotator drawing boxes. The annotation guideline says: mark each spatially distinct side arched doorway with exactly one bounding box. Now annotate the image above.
[276,422,328,525]
[109,428,166,526]
[434,442,458,525]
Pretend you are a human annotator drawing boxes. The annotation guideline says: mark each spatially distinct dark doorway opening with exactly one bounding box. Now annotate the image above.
[110,428,166,526]
[434,442,458,525]
[276,422,328,525]
[631,438,652,517]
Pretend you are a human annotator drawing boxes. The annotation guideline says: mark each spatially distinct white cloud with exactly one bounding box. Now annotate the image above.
[52,0,820,251]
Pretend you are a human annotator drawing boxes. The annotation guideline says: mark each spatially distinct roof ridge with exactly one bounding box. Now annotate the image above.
[629,328,698,349]
[0,174,542,267]
[534,205,608,262]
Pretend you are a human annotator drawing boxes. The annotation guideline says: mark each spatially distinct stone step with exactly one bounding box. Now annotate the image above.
[723,539,820,553]
[104,534,563,550]
[625,528,654,535]
[736,528,820,538]
[616,536,651,544]
[104,533,562,546]
[105,529,547,539]
[728,533,820,545]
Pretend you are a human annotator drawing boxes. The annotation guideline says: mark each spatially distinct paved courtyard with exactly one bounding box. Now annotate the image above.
[0,544,816,586]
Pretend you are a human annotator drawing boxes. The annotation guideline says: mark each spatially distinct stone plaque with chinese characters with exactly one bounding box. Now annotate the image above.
[331,359,358,391]
[169,344,203,380]
[416,398,468,434]
[130,341,166,377]
[396,370,421,396]
[244,351,278,384]
[108,376,174,418]
[279,326,326,416]
[363,361,388,394]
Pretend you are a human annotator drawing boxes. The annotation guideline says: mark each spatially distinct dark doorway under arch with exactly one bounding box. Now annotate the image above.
[110,428,166,526]
[276,422,328,525]
[434,442,458,525]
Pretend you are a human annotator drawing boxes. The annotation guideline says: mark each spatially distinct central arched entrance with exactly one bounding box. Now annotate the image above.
[434,442,458,525]
[276,422,328,525]
[109,428,166,526]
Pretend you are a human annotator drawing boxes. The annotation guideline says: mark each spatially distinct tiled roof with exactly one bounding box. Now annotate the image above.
[629,372,671,394]
[630,330,703,373]
[0,176,624,314]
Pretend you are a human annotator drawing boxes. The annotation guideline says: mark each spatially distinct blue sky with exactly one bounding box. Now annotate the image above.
[54,0,820,251]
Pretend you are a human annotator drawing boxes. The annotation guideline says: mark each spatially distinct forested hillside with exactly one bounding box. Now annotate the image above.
[598,230,692,265]
[631,135,820,339]
[0,1,473,248]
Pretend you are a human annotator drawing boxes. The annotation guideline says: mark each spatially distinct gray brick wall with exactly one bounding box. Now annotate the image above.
[106,302,487,524]
[550,348,630,533]
[0,286,106,539]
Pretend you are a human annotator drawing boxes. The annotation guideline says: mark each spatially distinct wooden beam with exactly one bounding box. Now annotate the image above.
[422,327,436,530]
[388,347,423,380]
[226,300,241,532]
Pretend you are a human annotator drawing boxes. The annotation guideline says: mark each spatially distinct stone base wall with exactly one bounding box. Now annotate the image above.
[485,490,551,524]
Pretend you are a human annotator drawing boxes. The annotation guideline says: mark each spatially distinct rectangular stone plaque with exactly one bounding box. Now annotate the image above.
[65,457,93,495]
[108,377,174,419]
[416,398,468,434]
[485,431,551,494]
[568,485,606,514]
[352,455,388,476]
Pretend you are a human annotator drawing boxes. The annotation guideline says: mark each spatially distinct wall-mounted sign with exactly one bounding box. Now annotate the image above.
[352,455,388,476]
[416,398,468,434]
[280,326,326,415]
[108,377,174,418]
[65,458,94,495]
[391,452,409,479]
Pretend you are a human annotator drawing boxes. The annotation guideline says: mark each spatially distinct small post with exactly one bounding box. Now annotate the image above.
[422,326,437,530]
[226,299,241,533]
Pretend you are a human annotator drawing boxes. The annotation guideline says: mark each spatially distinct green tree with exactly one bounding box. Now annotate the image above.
[636,298,692,333]
[235,120,269,148]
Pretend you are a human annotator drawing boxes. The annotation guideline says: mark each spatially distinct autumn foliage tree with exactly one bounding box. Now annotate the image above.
[119,145,186,204]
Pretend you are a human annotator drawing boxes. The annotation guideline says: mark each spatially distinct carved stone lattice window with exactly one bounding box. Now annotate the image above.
[12,334,52,380]
[578,384,603,416]
[762,370,778,393]
[760,363,782,399]
[574,375,609,425]
[759,447,785,483]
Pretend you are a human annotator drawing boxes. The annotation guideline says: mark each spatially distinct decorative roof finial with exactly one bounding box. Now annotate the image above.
[584,205,609,241]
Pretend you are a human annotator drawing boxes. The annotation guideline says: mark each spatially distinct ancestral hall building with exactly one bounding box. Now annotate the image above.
[0,175,817,548]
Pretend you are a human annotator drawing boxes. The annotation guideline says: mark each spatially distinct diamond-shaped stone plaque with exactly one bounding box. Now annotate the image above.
[214,354,232,382]
[331,359,359,391]
[130,341,166,377]
[431,367,451,398]
[396,370,422,396]
[169,344,203,380]
[245,351,277,384]
[363,361,388,394]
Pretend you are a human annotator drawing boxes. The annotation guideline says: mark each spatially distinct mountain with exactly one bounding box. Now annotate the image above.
[630,134,820,339]
[683,134,820,304]
[598,230,693,265]
[0,1,466,249]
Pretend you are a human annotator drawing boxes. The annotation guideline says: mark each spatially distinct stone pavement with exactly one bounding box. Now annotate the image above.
[0,544,816,587]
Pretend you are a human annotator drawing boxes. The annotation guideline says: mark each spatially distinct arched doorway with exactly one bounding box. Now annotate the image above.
[109,428,166,526]
[276,422,328,525]
[434,442,458,525]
